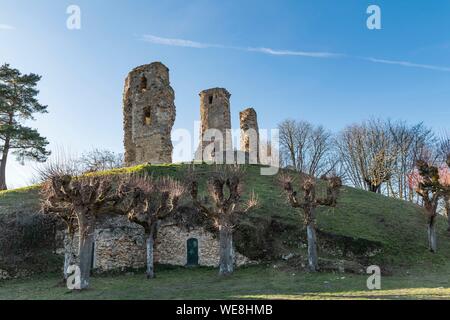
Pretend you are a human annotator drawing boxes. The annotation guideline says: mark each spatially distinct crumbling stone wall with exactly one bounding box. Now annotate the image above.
[58,216,146,272]
[239,108,260,164]
[157,225,250,267]
[64,215,250,272]
[123,62,176,166]
[195,88,233,162]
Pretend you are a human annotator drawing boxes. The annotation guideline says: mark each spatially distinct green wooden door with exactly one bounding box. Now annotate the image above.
[187,238,199,266]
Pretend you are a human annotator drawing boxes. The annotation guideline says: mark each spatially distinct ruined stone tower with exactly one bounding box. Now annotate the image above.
[240,108,260,164]
[123,62,176,166]
[195,88,233,161]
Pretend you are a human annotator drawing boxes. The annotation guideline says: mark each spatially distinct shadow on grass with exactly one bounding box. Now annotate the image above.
[2,265,450,300]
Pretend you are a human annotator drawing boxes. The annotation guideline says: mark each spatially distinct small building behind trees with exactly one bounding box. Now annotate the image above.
[60,214,250,273]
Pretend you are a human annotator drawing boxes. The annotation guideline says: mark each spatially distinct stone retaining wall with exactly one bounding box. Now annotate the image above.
[65,215,251,272]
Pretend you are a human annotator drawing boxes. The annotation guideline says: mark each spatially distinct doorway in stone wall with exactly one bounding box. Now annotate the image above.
[186,238,199,266]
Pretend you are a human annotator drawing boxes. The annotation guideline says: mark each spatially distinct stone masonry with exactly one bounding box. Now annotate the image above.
[123,62,176,166]
[240,108,260,164]
[157,225,249,267]
[62,215,250,272]
[195,88,233,161]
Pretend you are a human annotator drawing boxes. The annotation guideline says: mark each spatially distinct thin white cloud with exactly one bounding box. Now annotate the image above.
[363,57,450,72]
[141,34,450,73]
[141,34,218,49]
[0,24,14,30]
[141,34,338,58]
[248,47,342,58]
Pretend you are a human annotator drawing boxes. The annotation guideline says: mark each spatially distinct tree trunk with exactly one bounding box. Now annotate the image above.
[428,217,437,253]
[290,150,297,171]
[145,225,157,279]
[306,223,319,272]
[445,196,450,232]
[76,210,95,289]
[367,182,381,193]
[218,225,234,276]
[0,140,9,191]
[63,231,75,280]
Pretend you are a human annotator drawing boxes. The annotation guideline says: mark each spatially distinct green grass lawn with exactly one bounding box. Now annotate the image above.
[2,265,450,300]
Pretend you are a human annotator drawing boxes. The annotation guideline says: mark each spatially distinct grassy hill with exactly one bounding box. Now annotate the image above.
[1,163,449,273]
[2,163,450,299]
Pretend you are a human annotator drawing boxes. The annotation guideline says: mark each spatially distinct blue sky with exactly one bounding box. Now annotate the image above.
[1,0,449,188]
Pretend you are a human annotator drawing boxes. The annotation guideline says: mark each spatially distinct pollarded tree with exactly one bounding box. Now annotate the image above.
[38,150,82,281]
[188,165,258,276]
[41,174,118,289]
[446,155,450,229]
[0,64,50,190]
[279,173,342,271]
[409,159,449,252]
[439,155,450,231]
[40,180,77,281]
[115,175,185,279]
[439,136,450,228]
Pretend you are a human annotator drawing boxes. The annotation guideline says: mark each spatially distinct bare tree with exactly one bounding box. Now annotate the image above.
[337,119,396,193]
[34,147,124,185]
[387,121,435,202]
[438,134,450,164]
[188,165,258,276]
[278,119,303,170]
[278,119,332,177]
[41,174,118,289]
[33,147,81,183]
[115,175,184,279]
[279,173,342,271]
[80,148,123,173]
[306,125,333,177]
[436,135,450,229]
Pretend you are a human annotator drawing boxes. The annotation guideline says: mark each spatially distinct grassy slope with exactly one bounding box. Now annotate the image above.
[1,163,449,270]
[0,186,40,214]
[2,163,450,300]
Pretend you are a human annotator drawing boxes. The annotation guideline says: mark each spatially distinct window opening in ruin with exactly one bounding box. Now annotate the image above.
[209,95,213,104]
[140,75,147,92]
[245,137,250,151]
[143,108,152,126]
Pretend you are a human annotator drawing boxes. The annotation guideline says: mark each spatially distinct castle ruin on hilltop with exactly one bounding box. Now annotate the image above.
[123,62,176,166]
[123,62,260,166]
[195,88,233,161]
[240,107,260,164]
[56,62,264,274]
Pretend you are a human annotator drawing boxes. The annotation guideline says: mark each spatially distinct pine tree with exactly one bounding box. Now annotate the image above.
[0,63,50,190]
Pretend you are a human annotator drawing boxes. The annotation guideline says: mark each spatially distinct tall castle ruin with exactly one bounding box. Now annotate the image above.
[123,62,176,166]
[123,62,260,165]
[195,88,233,161]
[240,108,260,164]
